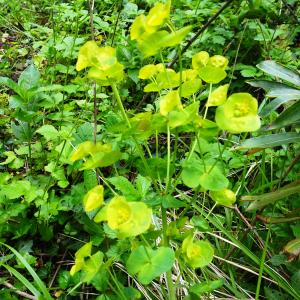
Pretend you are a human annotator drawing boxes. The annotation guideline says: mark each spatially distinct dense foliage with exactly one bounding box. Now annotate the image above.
[0,0,300,299]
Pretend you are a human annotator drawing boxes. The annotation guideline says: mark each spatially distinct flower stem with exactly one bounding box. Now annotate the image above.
[111,83,131,128]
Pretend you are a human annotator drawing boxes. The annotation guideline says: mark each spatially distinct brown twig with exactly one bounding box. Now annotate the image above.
[168,0,235,68]
[2,281,36,300]
[49,250,67,288]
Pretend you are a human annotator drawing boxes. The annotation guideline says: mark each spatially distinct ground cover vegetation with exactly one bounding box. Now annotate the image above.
[0,0,300,299]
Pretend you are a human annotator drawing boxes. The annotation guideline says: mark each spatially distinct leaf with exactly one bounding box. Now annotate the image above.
[257,60,300,87]
[266,87,300,98]
[198,66,227,84]
[126,246,175,284]
[180,79,202,98]
[237,133,300,149]
[146,1,170,28]
[207,84,229,107]
[283,239,300,257]
[0,243,52,300]
[199,167,229,191]
[168,102,199,128]
[139,64,158,79]
[189,279,224,295]
[260,96,298,117]
[0,264,40,298]
[104,196,152,238]
[11,121,33,142]
[181,158,205,188]
[209,189,236,206]
[161,195,186,208]
[291,270,300,294]
[160,90,182,116]
[108,176,140,201]
[135,175,151,199]
[0,76,23,95]
[160,26,192,48]
[82,251,104,283]
[192,51,210,70]
[190,216,212,232]
[36,125,59,141]
[247,80,288,91]
[244,180,300,211]
[215,93,261,133]
[264,287,288,300]
[83,185,104,212]
[266,100,300,130]
[138,30,169,58]
[18,64,40,89]
[182,236,214,268]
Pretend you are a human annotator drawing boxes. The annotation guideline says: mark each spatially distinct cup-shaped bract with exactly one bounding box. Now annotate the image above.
[83,185,104,212]
[76,41,124,84]
[215,93,261,133]
[209,189,236,207]
[181,235,214,268]
[95,196,152,239]
[160,90,182,116]
[207,84,229,107]
[192,51,228,84]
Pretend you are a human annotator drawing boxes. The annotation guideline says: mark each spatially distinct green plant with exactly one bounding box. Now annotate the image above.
[61,2,300,299]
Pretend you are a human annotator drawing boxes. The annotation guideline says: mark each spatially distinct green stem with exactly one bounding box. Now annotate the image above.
[203,83,212,119]
[111,83,159,192]
[255,226,271,300]
[166,124,171,193]
[111,83,131,127]
[161,206,176,300]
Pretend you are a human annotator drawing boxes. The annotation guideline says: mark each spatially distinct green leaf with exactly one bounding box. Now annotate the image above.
[260,95,298,117]
[189,279,224,295]
[209,189,236,206]
[0,76,21,93]
[181,158,204,188]
[36,125,59,141]
[160,90,182,116]
[182,236,214,268]
[266,86,300,98]
[160,26,192,48]
[104,196,152,238]
[126,246,175,284]
[207,84,229,107]
[190,216,212,232]
[146,1,170,28]
[198,66,227,84]
[161,195,186,208]
[237,133,300,149]
[108,176,140,201]
[138,31,169,58]
[257,60,300,87]
[291,270,300,294]
[247,80,287,91]
[215,93,261,133]
[83,185,104,212]
[0,264,40,298]
[11,121,33,142]
[0,243,53,300]
[180,79,202,98]
[199,167,229,191]
[18,64,40,89]
[243,180,300,211]
[264,287,289,300]
[82,251,104,283]
[168,102,199,128]
[283,238,300,257]
[135,175,151,199]
[266,100,300,130]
